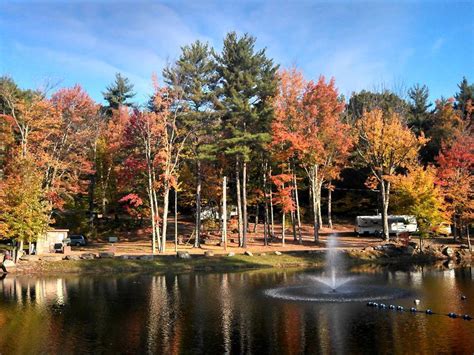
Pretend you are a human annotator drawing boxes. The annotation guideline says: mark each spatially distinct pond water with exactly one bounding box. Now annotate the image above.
[0,265,473,354]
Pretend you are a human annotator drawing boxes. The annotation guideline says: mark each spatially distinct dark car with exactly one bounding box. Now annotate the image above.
[68,235,87,246]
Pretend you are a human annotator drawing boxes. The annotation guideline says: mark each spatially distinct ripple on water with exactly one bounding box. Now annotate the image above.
[264,284,411,303]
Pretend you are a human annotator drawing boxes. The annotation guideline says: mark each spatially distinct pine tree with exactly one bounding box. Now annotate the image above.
[407,84,432,137]
[102,73,136,114]
[163,40,218,247]
[454,77,474,121]
[215,32,278,247]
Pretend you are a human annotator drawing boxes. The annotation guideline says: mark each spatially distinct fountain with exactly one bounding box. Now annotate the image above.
[265,234,411,302]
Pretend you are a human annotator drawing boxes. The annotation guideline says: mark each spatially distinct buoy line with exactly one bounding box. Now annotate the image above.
[366,302,472,320]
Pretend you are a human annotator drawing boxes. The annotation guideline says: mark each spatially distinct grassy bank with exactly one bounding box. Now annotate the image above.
[10,250,452,275]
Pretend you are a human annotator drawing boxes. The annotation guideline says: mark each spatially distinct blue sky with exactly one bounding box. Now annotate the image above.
[0,0,473,105]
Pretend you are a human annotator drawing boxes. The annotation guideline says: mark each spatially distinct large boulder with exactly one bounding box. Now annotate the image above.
[274,251,282,256]
[227,252,235,257]
[99,252,115,259]
[176,251,191,259]
[244,251,253,257]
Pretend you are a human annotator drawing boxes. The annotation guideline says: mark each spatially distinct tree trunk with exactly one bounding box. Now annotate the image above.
[253,204,259,233]
[311,165,319,242]
[269,168,275,237]
[235,160,243,246]
[293,171,302,244]
[263,163,269,246]
[467,224,472,252]
[327,184,333,229]
[317,194,323,229]
[290,208,297,241]
[161,183,170,253]
[282,211,285,246]
[174,188,178,253]
[222,176,228,250]
[242,161,248,248]
[380,180,390,241]
[195,160,202,248]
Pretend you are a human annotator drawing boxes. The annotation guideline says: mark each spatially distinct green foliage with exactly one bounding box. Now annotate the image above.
[454,76,474,120]
[0,155,50,242]
[102,73,135,114]
[407,84,432,136]
[215,32,279,162]
[347,89,409,122]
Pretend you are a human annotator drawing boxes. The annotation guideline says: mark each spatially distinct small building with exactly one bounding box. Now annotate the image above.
[36,229,69,254]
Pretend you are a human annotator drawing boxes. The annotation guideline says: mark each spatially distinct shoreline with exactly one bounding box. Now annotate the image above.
[6,248,472,276]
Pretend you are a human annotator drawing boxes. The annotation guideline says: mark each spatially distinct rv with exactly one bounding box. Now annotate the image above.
[355,215,417,236]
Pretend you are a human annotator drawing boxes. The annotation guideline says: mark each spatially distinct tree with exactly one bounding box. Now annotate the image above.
[163,40,217,248]
[436,135,474,244]
[301,76,351,241]
[0,154,50,251]
[355,109,427,240]
[347,89,409,122]
[390,165,446,249]
[407,84,432,137]
[215,32,278,248]
[454,77,474,121]
[421,98,463,163]
[102,73,135,115]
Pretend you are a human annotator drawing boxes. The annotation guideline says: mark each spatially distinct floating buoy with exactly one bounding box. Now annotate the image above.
[367,302,373,307]
[462,314,472,320]
[410,307,417,313]
[461,295,467,300]
[389,305,396,310]
[397,306,404,311]
[414,299,420,305]
[379,303,386,309]
[373,303,379,308]
[448,312,458,318]
[425,309,433,315]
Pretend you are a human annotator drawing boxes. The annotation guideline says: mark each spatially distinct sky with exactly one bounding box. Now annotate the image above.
[0,0,473,105]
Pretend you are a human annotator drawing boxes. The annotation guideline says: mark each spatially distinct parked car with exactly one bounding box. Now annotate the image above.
[432,223,452,236]
[68,235,88,246]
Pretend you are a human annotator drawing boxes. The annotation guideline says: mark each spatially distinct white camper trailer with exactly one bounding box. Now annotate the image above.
[355,215,417,236]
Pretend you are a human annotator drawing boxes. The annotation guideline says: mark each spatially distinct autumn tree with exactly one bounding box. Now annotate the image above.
[436,135,473,245]
[355,109,427,240]
[301,77,351,241]
[0,154,50,251]
[390,165,446,249]
[215,32,278,248]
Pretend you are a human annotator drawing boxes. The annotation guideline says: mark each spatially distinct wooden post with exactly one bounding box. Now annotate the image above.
[222,176,228,251]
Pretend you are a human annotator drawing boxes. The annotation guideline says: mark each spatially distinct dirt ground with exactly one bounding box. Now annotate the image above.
[62,218,443,256]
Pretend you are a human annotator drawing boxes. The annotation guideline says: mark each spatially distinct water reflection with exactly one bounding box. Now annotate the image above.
[0,266,472,354]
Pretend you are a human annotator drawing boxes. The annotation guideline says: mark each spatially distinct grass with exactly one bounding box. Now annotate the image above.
[13,249,450,275]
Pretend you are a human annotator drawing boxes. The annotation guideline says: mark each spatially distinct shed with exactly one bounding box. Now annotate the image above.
[36,229,69,254]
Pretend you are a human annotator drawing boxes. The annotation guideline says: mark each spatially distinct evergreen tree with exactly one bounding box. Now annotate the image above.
[215,32,278,247]
[102,73,135,114]
[454,77,474,121]
[407,84,432,137]
[163,40,218,247]
[347,90,409,122]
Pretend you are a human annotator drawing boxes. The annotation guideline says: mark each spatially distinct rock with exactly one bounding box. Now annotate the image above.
[99,252,115,258]
[227,252,235,257]
[139,255,154,261]
[403,246,415,256]
[176,251,191,259]
[3,260,16,268]
[244,251,253,257]
[204,251,214,257]
[442,247,454,258]
[80,253,96,260]
[20,255,39,262]
[118,255,130,260]
[260,253,267,256]
[460,244,470,249]
[39,255,63,262]
[64,255,81,261]
[274,251,282,256]
[363,247,375,252]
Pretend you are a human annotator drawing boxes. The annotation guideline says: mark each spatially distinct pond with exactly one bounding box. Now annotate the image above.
[0,265,473,354]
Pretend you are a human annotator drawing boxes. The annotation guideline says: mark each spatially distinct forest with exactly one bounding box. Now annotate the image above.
[0,32,472,253]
